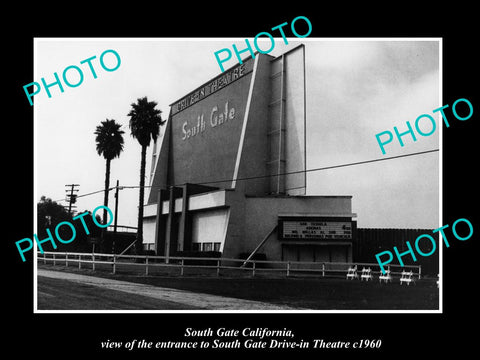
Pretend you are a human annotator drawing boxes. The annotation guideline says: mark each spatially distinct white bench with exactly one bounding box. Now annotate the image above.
[399,271,415,285]
[346,266,358,280]
[379,269,391,283]
[360,267,372,281]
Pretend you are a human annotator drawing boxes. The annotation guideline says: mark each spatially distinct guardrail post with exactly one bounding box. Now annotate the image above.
[322,263,325,277]
[92,253,95,271]
[252,261,256,277]
[180,259,184,276]
[145,256,149,276]
[418,265,422,280]
[53,253,56,266]
[112,255,116,274]
[286,262,290,277]
[216,259,220,277]
[65,253,68,267]
[78,254,82,269]
[43,253,46,265]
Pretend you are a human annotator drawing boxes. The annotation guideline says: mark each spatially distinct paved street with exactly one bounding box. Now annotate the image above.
[37,268,298,311]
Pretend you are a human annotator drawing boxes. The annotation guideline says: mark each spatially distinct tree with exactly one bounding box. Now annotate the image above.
[37,196,99,252]
[128,96,164,253]
[37,196,72,238]
[94,119,125,226]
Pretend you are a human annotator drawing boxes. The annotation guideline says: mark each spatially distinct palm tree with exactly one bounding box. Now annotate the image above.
[94,119,125,227]
[128,96,164,254]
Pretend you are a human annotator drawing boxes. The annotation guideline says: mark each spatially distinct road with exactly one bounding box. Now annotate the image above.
[37,268,299,311]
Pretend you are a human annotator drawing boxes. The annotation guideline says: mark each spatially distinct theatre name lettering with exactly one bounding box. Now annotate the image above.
[174,61,254,141]
[181,101,235,141]
[282,221,352,240]
[172,61,251,116]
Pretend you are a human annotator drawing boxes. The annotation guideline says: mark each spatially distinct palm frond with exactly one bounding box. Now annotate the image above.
[128,96,164,147]
[94,119,125,160]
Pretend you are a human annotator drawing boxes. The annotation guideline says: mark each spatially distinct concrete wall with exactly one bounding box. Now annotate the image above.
[221,190,247,259]
[283,45,306,195]
[235,54,273,195]
[143,217,157,246]
[267,44,306,196]
[191,208,229,251]
[242,196,353,261]
[143,188,354,261]
[142,204,158,246]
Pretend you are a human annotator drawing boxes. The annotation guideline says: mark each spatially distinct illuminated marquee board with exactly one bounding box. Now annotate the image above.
[279,217,353,240]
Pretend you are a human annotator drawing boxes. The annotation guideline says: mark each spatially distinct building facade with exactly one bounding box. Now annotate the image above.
[142,44,357,263]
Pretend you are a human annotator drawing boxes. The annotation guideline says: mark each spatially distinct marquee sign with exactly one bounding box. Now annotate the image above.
[171,59,254,116]
[278,217,353,240]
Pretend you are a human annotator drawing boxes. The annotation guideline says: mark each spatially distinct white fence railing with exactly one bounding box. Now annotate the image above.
[37,251,422,280]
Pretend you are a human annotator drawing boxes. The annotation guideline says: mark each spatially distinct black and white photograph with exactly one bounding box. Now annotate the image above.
[7,6,478,357]
[33,38,441,312]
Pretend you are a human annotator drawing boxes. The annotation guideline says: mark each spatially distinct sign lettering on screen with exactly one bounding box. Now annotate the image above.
[171,60,253,115]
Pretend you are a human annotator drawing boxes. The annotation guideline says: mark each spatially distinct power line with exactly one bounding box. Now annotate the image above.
[51,148,439,202]
[76,188,113,199]
[197,148,440,186]
[54,187,114,203]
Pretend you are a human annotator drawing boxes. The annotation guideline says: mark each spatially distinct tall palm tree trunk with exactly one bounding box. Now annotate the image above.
[100,158,111,252]
[103,158,111,225]
[135,144,147,253]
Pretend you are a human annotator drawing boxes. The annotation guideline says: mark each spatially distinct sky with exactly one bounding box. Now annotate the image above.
[35,38,440,230]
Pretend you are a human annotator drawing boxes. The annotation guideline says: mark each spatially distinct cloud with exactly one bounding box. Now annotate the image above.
[304,40,440,228]
[306,41,440,165]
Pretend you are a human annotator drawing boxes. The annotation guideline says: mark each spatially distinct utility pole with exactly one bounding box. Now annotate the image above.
[112,180,123,254]
[65,184,80,215]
